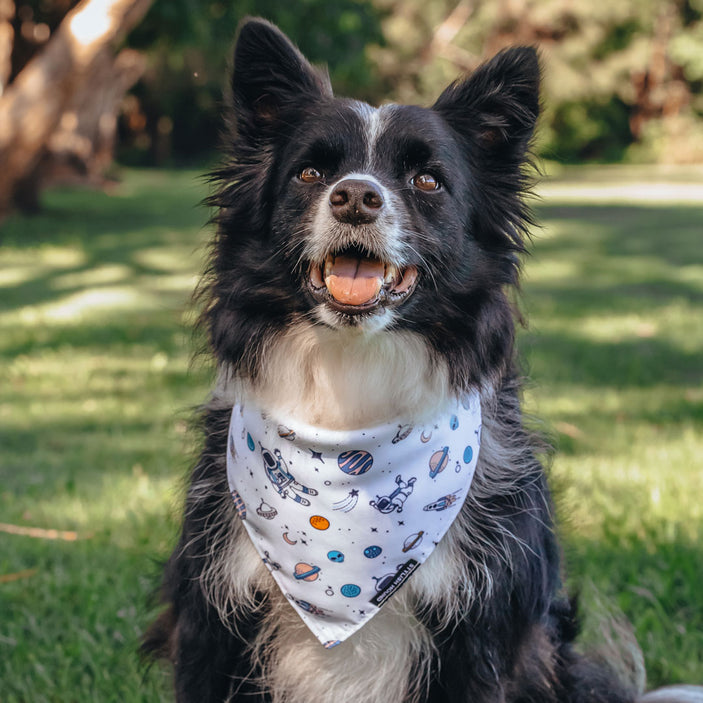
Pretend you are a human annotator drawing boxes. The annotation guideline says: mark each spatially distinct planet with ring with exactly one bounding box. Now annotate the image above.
[294,562,321,581]
[429,446,450,478]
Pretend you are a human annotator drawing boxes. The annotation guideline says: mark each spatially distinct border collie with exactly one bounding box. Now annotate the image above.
[144,18,703,703]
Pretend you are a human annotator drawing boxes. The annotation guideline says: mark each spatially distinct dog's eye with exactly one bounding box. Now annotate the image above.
[411,173,440,192]
[299,167,324,183]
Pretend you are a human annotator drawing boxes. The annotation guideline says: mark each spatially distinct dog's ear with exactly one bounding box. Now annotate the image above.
[230,18,333,135]
[433,47,540,162]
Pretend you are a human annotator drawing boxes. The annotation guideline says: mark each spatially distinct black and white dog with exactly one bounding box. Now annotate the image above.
[144,18,703,703]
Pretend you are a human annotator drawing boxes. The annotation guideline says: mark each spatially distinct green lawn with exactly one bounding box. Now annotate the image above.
[1,166,701,700]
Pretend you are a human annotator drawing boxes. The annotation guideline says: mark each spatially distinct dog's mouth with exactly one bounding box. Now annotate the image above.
[307,248,418,314]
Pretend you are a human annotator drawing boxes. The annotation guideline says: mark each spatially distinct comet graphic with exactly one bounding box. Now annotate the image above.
[332,489,359,513]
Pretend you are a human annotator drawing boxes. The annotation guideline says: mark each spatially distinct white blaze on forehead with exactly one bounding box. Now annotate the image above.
[351,102,396,170]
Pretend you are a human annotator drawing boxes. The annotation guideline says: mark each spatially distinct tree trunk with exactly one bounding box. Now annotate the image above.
[0,0,13,95]
[0,0,152,217]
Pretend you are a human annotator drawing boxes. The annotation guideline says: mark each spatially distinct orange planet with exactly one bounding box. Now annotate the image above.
[294,562,321,581]
[310,515,330,530]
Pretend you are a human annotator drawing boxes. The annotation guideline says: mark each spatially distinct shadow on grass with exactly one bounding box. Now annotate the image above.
[0,170,209,345]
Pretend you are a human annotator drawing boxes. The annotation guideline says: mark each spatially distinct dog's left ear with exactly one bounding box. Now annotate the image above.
[433,47,540,162]
[230,18,333,136]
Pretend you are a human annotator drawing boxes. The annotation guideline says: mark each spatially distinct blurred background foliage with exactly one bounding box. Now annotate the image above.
[4,0,703,173]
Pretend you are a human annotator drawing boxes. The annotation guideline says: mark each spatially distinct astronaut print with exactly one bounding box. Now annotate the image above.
[226,393,482,647]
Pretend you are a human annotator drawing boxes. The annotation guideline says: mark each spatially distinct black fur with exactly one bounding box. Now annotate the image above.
[144,18,641,703]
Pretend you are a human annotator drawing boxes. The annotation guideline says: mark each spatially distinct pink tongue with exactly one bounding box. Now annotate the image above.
[325,255,384,305]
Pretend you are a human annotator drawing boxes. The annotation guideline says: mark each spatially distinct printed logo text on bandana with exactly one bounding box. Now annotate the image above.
[226,395,481,647]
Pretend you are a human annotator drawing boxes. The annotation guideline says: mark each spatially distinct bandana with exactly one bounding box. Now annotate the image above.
[226,394,481,648]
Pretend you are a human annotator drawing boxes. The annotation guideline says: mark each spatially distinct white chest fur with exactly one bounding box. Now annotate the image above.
[206,322,483,703]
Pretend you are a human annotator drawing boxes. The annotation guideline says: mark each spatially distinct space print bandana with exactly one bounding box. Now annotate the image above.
[226,393,482,648]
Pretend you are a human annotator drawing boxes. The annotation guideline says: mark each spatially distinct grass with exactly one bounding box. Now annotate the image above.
[1,166,701,700]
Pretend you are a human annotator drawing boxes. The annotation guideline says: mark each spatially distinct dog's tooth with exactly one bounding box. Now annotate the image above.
[324,256,334,279]
[384,264,398,285]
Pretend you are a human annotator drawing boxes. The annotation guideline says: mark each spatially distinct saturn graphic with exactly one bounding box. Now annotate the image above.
[402,531,424,552]
[277,424,296,440]
[428,446,450,478]
[294,562,321,581]
[392,424,413,444]
[256,499,278,520]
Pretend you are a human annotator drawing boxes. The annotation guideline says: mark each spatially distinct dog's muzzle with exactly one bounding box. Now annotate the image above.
[308,250,418,314]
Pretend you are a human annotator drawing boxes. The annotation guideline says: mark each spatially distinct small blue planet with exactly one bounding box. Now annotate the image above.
[340,583,361,598]
[463,445,473,464]
[246,433,255,451]
[363,545,382,559]
[450,414,459,430]
[327,550,345,563]
[338,449,374,475]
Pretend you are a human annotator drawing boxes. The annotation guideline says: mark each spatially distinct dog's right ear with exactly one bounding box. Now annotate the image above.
[230,18,332,136]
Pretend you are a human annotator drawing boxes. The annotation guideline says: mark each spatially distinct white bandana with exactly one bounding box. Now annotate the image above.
[226,394,482,648]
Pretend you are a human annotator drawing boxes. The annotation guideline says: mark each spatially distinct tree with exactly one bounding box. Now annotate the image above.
[0,0,152,217]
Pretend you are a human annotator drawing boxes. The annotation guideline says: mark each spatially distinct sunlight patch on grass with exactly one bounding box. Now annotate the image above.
[23,286,152,323]
[51,264,133,290]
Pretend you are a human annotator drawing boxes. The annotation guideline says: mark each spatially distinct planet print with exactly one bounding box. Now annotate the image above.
[246,433,255,451]
[428,446,450,478]
[402,531,424,552]
[327,550,345,563]
[463,445,473,464]
[392,424,413,444]
[230,489,246,520]
[363,545,382,559]
[294,562,321,581]
[338,449,374,476]
[277,424,296,440]
[450,414,459,430]
[310,515,330,530]
[340,583,361,598]
[256,499,277,520]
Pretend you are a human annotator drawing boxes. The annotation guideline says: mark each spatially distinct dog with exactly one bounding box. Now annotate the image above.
[144,18,703,703]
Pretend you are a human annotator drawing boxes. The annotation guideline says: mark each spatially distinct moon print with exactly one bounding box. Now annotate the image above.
[282,532,297,545]
[420,430,432,443]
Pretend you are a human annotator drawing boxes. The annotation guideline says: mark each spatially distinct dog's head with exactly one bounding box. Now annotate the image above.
[207,18,540,386]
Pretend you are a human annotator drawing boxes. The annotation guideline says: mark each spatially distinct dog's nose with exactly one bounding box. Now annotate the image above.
[329,179,384,224]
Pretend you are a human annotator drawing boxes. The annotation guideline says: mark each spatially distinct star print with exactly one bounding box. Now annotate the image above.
[371,527,378,533]
[310,450,324,463]
[397,520,405,526]
[350,489,359,497]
